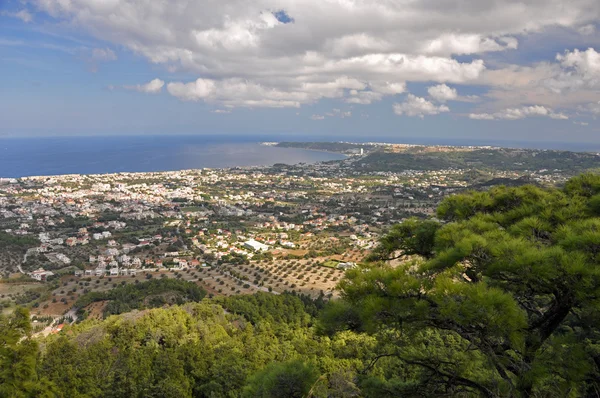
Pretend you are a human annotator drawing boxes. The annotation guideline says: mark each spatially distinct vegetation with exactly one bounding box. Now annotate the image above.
[2,174,600,397]
[75,278,207,318]
[0,308,56,397]
[359,147,600,174]
[38,293,368,397]
[0,231,39,248]
[328,174,600,396]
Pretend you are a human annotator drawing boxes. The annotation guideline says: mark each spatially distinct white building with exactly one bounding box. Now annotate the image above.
[243,239,269,252]
[337,262,357,270]
[28,268,54,281]
[55,253,71,264]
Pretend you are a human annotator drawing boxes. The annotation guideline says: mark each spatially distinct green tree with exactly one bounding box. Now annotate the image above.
[367,218,439,261]
[329,176,600,397]
[243,360,319,398]
[0,307,56,397]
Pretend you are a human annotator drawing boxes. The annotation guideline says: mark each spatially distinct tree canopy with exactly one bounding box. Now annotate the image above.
[75,278,207,319]
[330,174,600,396]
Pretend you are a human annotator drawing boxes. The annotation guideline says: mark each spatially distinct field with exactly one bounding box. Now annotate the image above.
[1,248,355,325]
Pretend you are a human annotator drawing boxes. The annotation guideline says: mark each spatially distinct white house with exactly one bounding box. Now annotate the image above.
[243,239,269,252]
[337,262,357,270]
[28,268,54,281]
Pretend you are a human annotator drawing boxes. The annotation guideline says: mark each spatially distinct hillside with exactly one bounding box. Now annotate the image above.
[2,174,600,397]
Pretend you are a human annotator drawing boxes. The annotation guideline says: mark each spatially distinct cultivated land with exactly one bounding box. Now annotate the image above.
[0,141,597,326]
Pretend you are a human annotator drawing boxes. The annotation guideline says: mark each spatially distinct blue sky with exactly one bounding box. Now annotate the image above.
[1,0,600,144]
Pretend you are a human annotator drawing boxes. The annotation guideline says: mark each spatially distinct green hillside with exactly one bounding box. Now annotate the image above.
[2,174,600,397]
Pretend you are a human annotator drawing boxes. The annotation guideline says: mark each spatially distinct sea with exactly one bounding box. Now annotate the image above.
[0,135,346,178]
[1,134,598,178]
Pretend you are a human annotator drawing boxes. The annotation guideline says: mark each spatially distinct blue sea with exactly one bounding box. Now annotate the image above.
[0,135,345,178]
[1,134,598,178]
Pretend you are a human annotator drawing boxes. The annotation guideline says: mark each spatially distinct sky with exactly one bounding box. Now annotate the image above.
[1,0,600,144]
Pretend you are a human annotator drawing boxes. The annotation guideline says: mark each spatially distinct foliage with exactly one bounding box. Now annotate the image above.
[367,217,439,261]
[14,290,43,305]
[242,359,319,398]
[0,308,56,397]
[0,231,39,249]
[217,292,312,329]
[36,294,358,397]
[359,148,600,174]
[75,278,206,318]
[328,174,600,397]
[5,174,600,397]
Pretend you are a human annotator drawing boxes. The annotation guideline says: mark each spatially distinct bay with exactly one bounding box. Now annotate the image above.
[0,135,345,178]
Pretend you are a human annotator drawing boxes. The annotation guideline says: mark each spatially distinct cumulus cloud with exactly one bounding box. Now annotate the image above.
[556,48,600,77]
[166,78,307,107]
[582,101,600,114]
[393,94,450,118]
[421,34,518,56]
[33,0,600,110]
[469,105,568,120]
[479,47,600,113]
[310,109,351,120]
[124,78,165,94]
[427,84,457,102]
[324,109,352,118]
[167,79,216,101]
[468,113,496,120]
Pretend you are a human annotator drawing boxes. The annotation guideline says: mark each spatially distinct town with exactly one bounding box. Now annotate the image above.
[0,142,595,330]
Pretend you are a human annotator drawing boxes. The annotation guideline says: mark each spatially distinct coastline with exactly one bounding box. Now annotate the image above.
[0,139,346,179]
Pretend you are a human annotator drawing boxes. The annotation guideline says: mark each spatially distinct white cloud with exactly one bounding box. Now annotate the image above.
[1,9,33,23]
[369,82,406,95]
[578,24,596,35]
[91,48,117,62]
[582,101,600,114]
[479,48,600,112]
[15,9,33,23]
[345,90,383,105]
[82,47,118,72]
[167,78,306,107]
[310,114,325,120]
[556,48,600,79]
[33,0,600,110]
[468,113,496,120]
[542,47,600,94]
[324,109,352,118]
[167,79,216,101]
[427,84,457,102]
[549,112,569,120]
[393,94,450,118]
[573,121,589,126]
[469,105,568,120]
[421,34,518,56]
[124,78,165,94]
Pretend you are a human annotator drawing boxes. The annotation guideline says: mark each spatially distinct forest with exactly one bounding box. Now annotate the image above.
[2,174,600,397]
[359,147,600,174]
[74,278,207,319]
